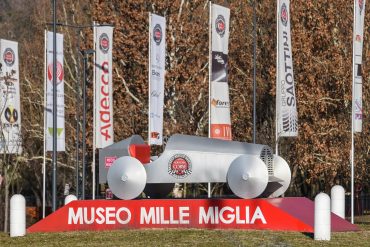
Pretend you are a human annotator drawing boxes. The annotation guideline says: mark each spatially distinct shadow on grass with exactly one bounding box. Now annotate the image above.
[356,221,370,225]
[302,232,314,239]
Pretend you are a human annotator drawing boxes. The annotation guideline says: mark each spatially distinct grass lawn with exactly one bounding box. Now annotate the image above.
[0,221,368,247]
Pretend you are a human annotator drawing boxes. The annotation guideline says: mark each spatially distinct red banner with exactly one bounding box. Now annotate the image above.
[27,198,358,233]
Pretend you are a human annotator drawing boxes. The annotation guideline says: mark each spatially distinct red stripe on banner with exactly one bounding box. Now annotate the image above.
[210,124,232,140]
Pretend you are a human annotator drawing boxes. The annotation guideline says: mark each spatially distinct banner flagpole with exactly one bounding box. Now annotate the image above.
[275,0,279,155]
[351,86,354,224]
[43,30,47,218]
[52,0,57,212]
[351,0,367,224]
[92,21,97,200]
[207,1,212,199]
[351,0,355,225]
[148,13,151,144]
[252,0,257,144]
[75,28,81,200]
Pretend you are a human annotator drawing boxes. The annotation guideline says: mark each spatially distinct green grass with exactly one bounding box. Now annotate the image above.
[1,222,369,246]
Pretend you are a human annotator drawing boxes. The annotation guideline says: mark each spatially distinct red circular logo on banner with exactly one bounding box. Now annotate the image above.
[47,61,64,84]
[3,48,15,66]
[281,3,288,27]
[99,33,110,54]
[168,154,192,179]
[215,15,226,37]
[153,24,162,45]
[356,35,362,42]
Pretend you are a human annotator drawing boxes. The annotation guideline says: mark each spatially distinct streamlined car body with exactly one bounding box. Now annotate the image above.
[104,134,291,200]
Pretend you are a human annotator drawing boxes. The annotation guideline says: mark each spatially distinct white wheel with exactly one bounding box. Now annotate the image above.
[107,156,147,200]
[263,155,291,198]
[227,155,268,199]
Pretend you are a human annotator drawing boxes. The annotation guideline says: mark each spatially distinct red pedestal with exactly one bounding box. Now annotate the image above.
[27,197,358,233]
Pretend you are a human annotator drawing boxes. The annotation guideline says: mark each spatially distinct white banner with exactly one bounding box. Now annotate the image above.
[276,0,298,137]
[46,32,65,151]
[94,26,114,148]
[209,3,232,140]
[0,39,22,154]
[353,0,366,132]
[149,13,166,145]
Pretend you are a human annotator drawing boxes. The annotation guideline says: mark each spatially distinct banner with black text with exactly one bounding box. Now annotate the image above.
[276,0,298,137]
[149,13,166,145]
[209,3,232,140]
[0,39,22,154]
[353,0,366,132]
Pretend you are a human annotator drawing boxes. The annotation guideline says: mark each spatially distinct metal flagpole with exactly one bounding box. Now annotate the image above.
[350,0,355,225]
[252,0,257,144]
[52,0,58,212]
[81,49,94,200]
[207,1,212,198]
[351,94,355,224]
[82,51,87,200]
[92,22,96,200]
[75,28,81,199]
[42,30,47,218]
[148,14,151,144]
[275,0,279,155]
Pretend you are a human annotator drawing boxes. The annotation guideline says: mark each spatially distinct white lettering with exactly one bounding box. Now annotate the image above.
[199,207,215,224]
[235,207,245,224]
[215,207,219,224]
[68,207,133,225]
[140,207,155,224]
[105,207,116,224]
[96,207,105,224]
[160,207,169,224]
[116,207,131,224]
[179,207,189,224]
[83,208,94,224]
[198,206,264,225]
[169,207,179,224]
[219,206,234,224]
[250,206,266,224]
[155,207,160,224]
[67,205,266,226]
[140,207,188,225]
[68,207,83,224]
[245,206,250,224]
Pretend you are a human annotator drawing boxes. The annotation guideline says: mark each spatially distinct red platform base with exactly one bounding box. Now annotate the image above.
[27,197,358,233]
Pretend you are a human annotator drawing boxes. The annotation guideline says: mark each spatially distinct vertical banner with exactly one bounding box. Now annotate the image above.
[276,0,298,137]
[149,13,166,145]
[0,39,22,154]
[353,0,366,132]
[209,3,232,140]
[94,26,114,148]
[46,32,65,151]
